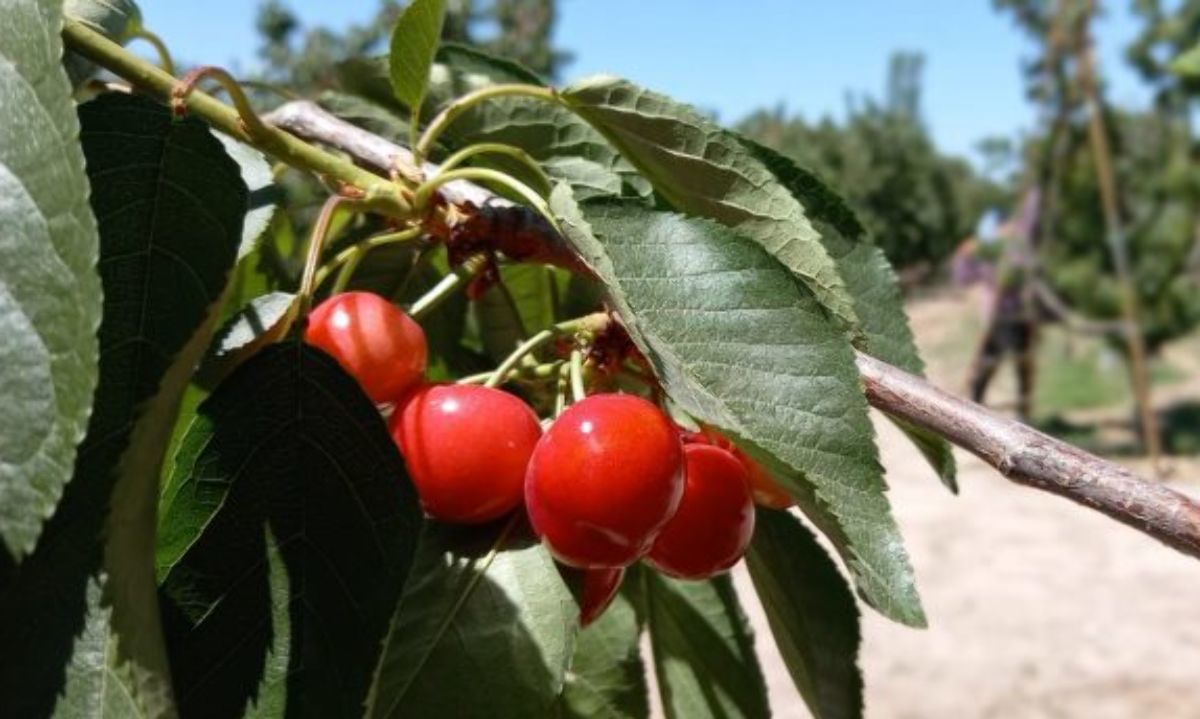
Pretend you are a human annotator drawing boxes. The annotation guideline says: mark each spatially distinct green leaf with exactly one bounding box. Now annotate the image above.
[738,138,956,491]
[746,509,863,719]
[560,75,858,328]
[214,134,280,259]
[430,48,651,199]
[1170,41,1200,78]
[54,577,144,718]
[474,264,557,362]
[389,0,446,114]
[63,0,143,85]
[551,188,924,627]
[158,342,422,717]
[332,47,651,200]
[0,0,102,563]
[643,572,769,719]
[366,522,578,719]
[0,91,246,716]
[243,535,291,719]
[64,0,142,40]
[559,574,649,719]
[195,291,297,389]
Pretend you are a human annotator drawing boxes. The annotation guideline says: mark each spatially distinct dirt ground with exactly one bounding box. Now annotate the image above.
[725,288,1200,718]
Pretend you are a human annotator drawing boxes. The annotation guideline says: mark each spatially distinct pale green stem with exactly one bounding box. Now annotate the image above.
[413,168,557,231]
[434,143,552,196]
[569,349,586,402]
[299,196,354,313]
[416,83,560,159]
[456,361,561,385]
[62,20,409,216]
[484,330,555,389]
[330,247,367,295]
[172,65,270,139]
[554,362,570,418]
[409,253,488,319]
[128,29,174,75]
[313,227,424,292]
[481,314,602,389]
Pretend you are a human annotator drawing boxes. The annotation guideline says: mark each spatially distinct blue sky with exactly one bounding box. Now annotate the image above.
[139,1,1151,163]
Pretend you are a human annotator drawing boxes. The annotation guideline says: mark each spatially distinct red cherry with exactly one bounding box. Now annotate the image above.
[391,384,541,524]
[682,428,792,509]
[305,291,427,403]
[646,443,756,579]
[525,394,685,568]
[579,566,625,627]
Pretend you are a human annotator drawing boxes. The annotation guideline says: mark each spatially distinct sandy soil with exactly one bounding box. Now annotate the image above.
[725,288,1200,718]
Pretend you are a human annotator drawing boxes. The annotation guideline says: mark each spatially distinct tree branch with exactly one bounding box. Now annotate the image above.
[263,101,589,274]
[856,351,1200,559]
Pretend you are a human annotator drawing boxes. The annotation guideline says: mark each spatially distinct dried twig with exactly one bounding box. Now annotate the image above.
[857,352,1200,559]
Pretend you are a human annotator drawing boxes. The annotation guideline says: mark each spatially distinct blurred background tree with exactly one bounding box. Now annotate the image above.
[738,52,1008,274]
[255,0,570,91]
[996,0,1200,354]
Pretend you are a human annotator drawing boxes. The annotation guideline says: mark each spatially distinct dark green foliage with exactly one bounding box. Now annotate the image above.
[364,522,578,718]
[0,92,246,717]
[559,571,649,718]
[641,572,769,719]
[1037,111,1200,351]
[747,509,863,719]
[158,343,423,717]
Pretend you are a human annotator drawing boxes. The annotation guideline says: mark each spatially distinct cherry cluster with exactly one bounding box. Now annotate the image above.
[305,291,793,626]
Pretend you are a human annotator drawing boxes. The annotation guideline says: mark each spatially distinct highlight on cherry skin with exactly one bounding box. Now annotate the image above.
[646,443,757,580]
[304,291,428,403]
[525,393,686,569]
[391,383,543,524]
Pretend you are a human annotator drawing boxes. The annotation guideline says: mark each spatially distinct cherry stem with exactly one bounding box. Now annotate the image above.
[482,314,606,389]
[412,167,557,231]
[315,226,425,294]
[456,361,561,385]
[569,349,586,402]
[409,253,488,320]
[298,196,355,314]
[433,143,552,197]
[171,65,268,139]
[128,29,174,75]
[554,362,570,418]
[416,83,560,160]
[485,329,555,389]
[62,21,408,214]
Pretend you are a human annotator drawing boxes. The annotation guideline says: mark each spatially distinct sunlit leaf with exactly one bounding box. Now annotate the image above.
[739,138,956,490]
[0,0,102,563]
[747,509,863,719]
[643,573,769,719]
[0,92,245,716]
[389,0,446,114]
[561,75,858,328]
[551,188,924,626]
[366,522,578,719]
